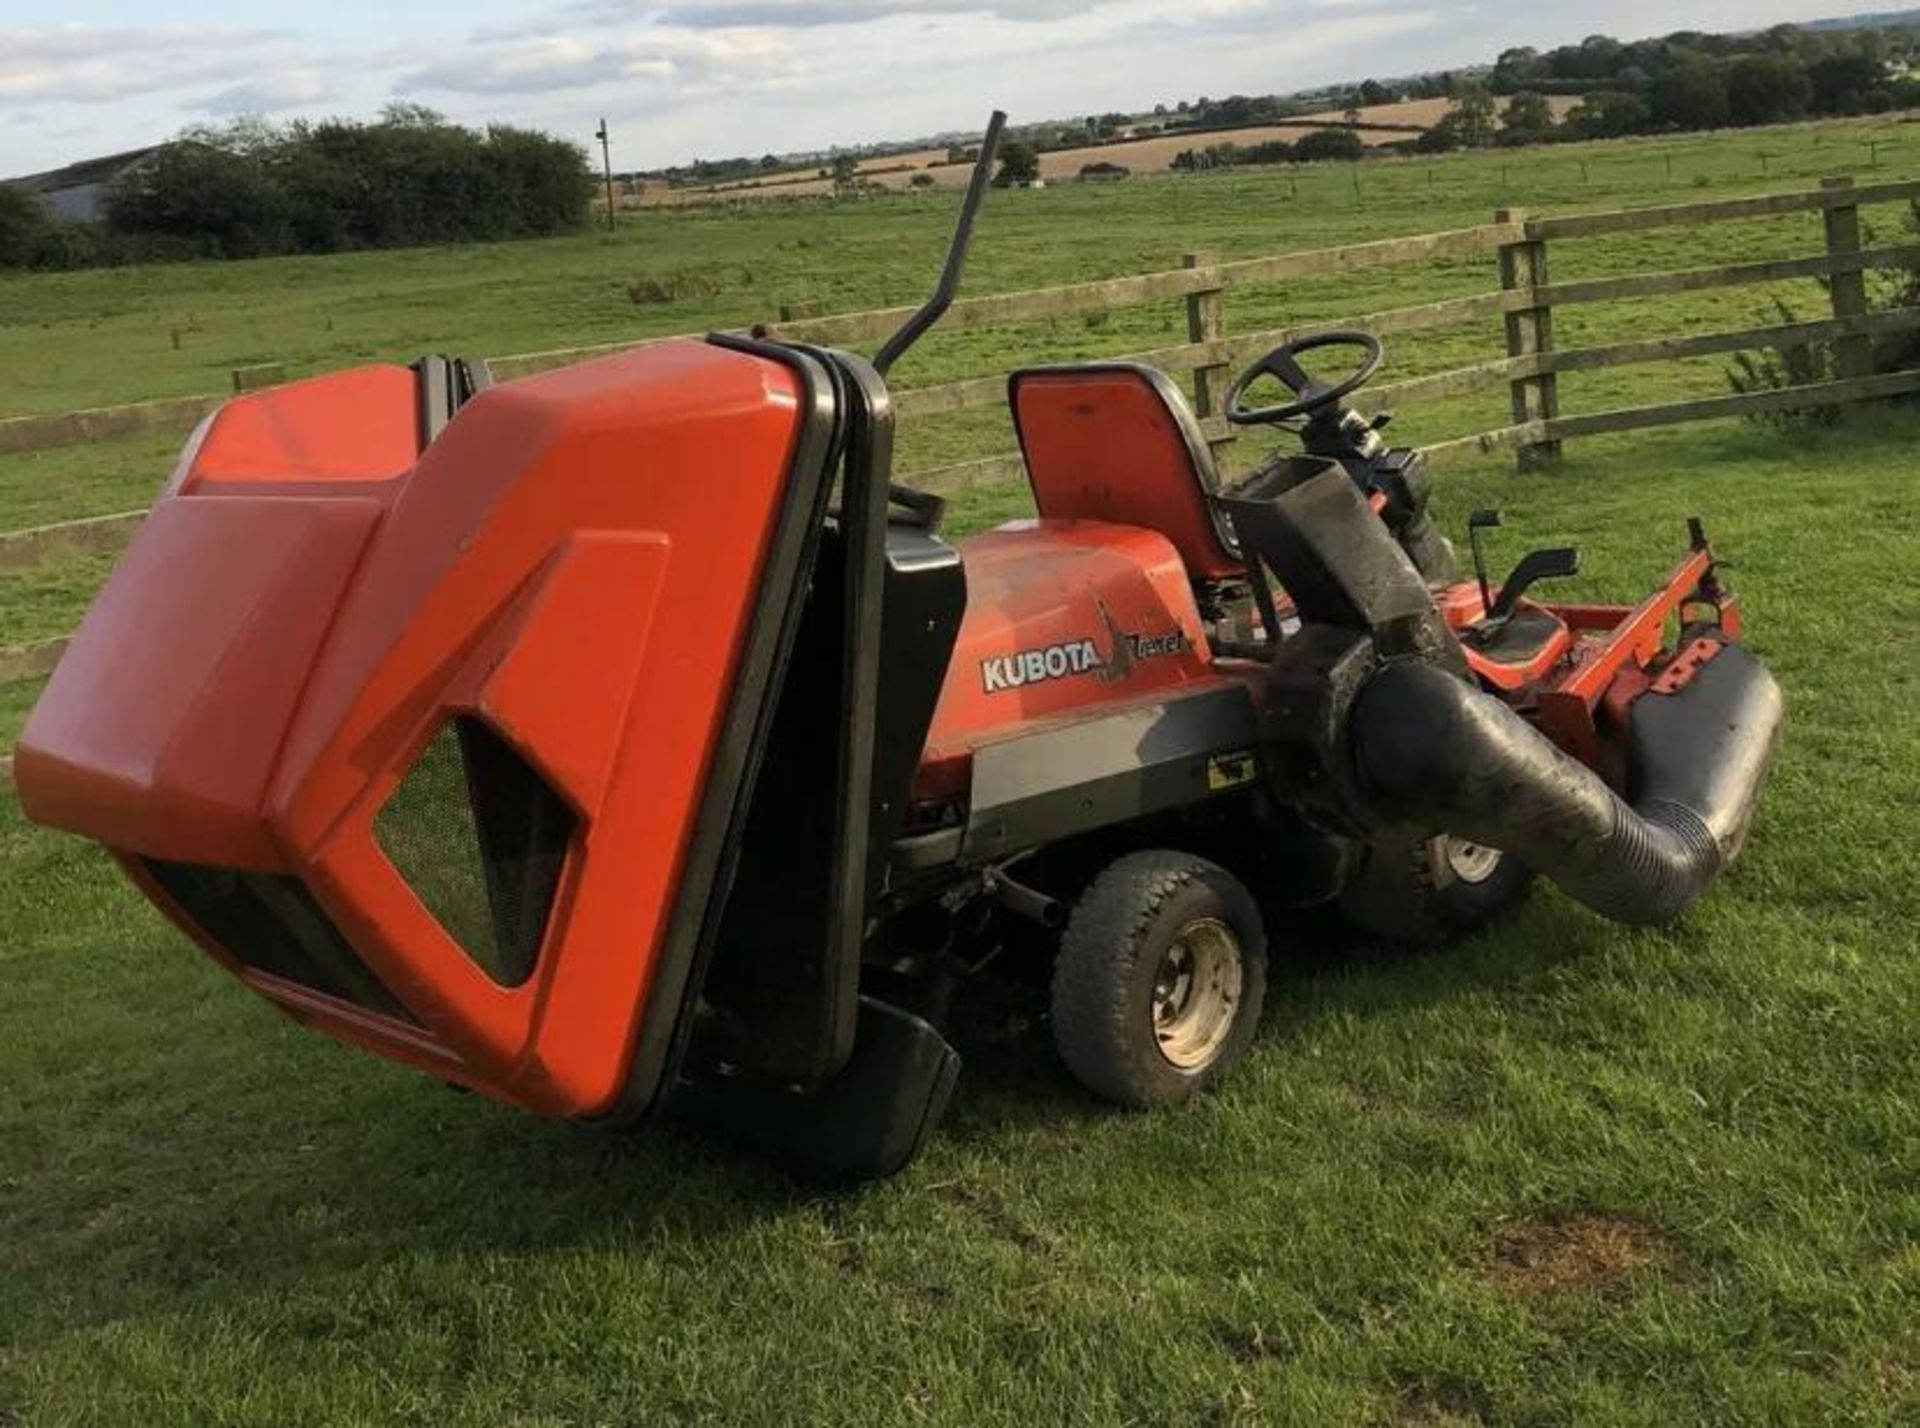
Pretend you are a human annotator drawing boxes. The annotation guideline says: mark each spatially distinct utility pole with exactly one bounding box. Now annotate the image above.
[595,118,616,231]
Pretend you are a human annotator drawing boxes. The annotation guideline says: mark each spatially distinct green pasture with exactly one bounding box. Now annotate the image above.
[1,115,1917,1424]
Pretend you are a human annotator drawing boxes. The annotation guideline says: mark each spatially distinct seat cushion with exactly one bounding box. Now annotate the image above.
[1010,363,1243,582]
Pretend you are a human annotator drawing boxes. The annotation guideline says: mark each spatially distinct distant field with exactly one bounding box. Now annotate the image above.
[1029,96,1585,178]
[649,96,1585,202]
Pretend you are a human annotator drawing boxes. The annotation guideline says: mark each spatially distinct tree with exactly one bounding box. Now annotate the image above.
[178,114,286,157]
[1809,50,1883,114]
[1357,78,1394,107]
[1558,34,1625,81]
[994,140,1040,188]
[0,184,80,269]
[1563,89,1651,140]
[106,142,291,258]
[103,112,592,260]
[1207,95,1267,125]
[1756,23,1807,57]
[1726,54,1812,126]
[1450,80,1499,147]
[483,125,595,235]
[1293,128,1364,163]
[1415,117,1462,153]
[378,101,448,130]
[1492,46,1547,93]
[1650,62,1730,130]
[0,185,41,265]
[829,152,860,195]
[909,172,937,189]
[1499,90,1557,146]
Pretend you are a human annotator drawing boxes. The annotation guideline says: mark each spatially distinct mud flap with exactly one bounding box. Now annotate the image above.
[668,998,961,1182]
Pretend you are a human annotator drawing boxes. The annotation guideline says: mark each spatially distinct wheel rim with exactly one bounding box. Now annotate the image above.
[1150,918,1243,1071]
[1441,836,1503,886]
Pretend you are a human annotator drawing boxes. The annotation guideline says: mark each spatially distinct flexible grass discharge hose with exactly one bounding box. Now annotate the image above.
[1349,652,1782,927]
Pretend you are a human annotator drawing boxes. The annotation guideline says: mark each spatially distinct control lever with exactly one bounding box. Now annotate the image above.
[1489,547,1581,621]
[1468,509,1502,616]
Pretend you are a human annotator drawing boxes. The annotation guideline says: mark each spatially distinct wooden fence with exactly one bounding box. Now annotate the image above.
[6,174,1920,708]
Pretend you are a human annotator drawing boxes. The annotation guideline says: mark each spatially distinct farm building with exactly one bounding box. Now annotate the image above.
[6,146,167,224]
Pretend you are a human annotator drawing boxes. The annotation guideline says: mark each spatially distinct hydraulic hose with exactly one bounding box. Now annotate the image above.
[1348,648,1782,927]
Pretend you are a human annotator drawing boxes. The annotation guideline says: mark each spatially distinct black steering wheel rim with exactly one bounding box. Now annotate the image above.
[1225,331,1384,426]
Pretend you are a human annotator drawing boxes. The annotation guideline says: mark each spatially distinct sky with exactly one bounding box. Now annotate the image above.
[0,1,1888,179]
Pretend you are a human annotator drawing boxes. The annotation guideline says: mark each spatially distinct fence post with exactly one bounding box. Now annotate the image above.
[1184,251,1235,471]
[1496,209,1560,471]
[1822,176,1872,381]
[231,363,285,393]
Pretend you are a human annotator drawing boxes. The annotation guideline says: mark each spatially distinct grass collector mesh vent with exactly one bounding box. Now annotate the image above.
[141,860,419,1024]
[375,716,577,988]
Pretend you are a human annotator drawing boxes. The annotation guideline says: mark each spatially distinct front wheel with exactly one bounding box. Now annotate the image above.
[1051,851,1267,1110]
[1338,833,1534,947]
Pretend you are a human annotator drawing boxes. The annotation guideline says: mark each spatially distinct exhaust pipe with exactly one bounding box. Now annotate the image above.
[1349,641,1782,927]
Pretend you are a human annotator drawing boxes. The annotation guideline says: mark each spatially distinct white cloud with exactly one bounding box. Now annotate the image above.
[202,70,343,116]
[0,24,291,105]
[397,27,796,96]
[646,0,1102,25]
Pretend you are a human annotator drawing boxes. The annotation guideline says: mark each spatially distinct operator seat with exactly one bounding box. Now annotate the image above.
[1009,363,1244,582]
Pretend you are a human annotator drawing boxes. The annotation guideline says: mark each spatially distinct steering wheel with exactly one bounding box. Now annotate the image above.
[1224,332,1384,426]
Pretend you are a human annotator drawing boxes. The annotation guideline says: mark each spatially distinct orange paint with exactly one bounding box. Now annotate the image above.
[19,340,813,1120]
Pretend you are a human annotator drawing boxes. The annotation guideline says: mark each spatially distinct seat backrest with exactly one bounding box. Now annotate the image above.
[1010,363,1243,582]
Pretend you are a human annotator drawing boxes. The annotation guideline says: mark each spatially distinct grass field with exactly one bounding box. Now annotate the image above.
[2,116,1918,1424]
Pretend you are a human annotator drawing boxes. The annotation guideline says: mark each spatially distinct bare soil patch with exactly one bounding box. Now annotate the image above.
[1480,1213,1674,1298]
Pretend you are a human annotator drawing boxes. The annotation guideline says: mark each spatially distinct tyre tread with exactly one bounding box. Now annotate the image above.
[1051,850,1265,1109]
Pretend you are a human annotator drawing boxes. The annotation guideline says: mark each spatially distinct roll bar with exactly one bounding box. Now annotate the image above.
[873,110,1008,377]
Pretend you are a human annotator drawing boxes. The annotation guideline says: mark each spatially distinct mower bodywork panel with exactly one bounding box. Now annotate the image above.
[18,340,847,1123]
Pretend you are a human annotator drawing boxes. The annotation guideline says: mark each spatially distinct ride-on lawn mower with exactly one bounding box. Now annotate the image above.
[17,115,1782,1179]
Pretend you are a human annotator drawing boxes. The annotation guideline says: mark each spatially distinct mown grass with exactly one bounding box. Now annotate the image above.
[0,677,45,749]
[2,116,1918,1425]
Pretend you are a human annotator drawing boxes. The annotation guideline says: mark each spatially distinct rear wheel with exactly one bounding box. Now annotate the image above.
[1339,833,1534,947]
[1051,851,1267,1109]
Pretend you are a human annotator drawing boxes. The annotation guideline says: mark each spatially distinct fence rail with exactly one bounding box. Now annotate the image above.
[0,638,68,686]
[7,173,1920,705]
[0,394,221,457]
[0,511,146,572]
